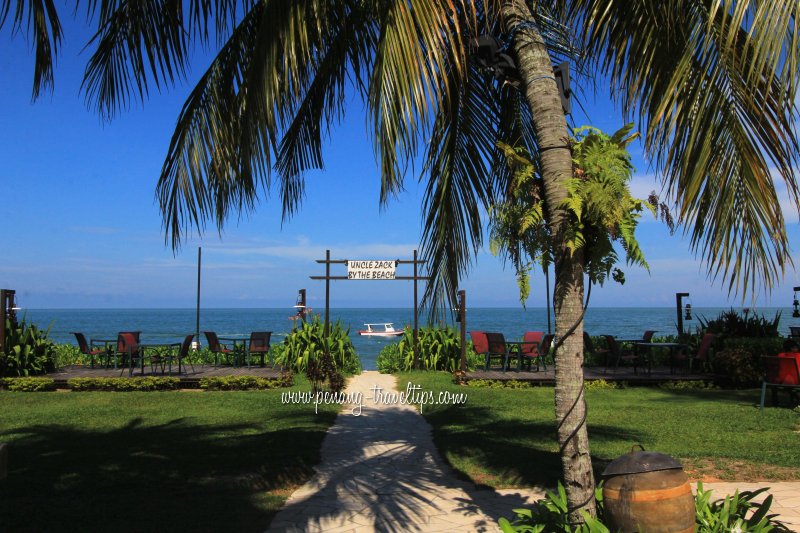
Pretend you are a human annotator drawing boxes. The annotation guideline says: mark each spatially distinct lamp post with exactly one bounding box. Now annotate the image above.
[676,293,690,336]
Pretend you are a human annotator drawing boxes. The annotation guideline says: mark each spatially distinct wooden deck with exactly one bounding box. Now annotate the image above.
[466,365,711,384]
[47,364,285,387]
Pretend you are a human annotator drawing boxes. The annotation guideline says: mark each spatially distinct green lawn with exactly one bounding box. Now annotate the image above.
[0,377,338,532]
[397,372,800,488]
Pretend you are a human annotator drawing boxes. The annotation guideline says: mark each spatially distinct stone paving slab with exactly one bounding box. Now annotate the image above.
[268,371,800,532]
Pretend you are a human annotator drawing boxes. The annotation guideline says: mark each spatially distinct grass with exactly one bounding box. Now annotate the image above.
[396,371,800,489]
[0,376,338,532]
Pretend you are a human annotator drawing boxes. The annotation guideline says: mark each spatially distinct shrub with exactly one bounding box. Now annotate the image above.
[463,378,535,389]
[198,374,293,390]
[0,377,56,391]
[67,377,180,391]
[376,327,482,373]
[52,343,85,367]
[274,317,361,374]
[698,308,781,338]
[659,380,717,390]
[712,337,784,387]
[1,317,56,377]
[584,379,623,391]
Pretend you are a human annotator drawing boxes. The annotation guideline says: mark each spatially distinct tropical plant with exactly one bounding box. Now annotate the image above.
[695,482,792,532]
[274,316,360,375]
[1,317,56,377]
[699,309,782,338]
[490,124,669,304]
[7,0,800,522]
[376,327,482,373]
[499,482,609,532]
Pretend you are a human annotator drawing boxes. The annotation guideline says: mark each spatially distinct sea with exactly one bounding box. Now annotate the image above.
[18,307,798,370]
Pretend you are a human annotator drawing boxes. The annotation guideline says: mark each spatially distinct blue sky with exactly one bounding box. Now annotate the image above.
[1,14,798,310]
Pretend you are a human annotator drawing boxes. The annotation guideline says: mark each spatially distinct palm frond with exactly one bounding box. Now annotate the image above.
[572,0,800,296]
[1,0,63,99]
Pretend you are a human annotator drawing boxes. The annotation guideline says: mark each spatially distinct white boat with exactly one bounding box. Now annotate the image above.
[358,323,404,337]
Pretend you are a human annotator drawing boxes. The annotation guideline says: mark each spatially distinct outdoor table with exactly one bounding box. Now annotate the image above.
[218,336,249,366]
[504,340,544,372]
[637,342,686,374]
[138,342,182,375]
[90,338,118,368]
[619,339,652,374]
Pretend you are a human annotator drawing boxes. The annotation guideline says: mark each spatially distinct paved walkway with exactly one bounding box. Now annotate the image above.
[269,371,800,532]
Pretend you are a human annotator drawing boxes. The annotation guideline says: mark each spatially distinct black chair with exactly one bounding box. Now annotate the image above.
[602,335,640,374]
[246,332,271,368]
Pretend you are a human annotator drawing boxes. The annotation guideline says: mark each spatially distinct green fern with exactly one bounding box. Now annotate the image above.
[491,124,668,303]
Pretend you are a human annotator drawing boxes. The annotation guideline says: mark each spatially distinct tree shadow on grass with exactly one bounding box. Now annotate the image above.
[424,405,650,489]
[268,402,650,532]
[0,415,332,532]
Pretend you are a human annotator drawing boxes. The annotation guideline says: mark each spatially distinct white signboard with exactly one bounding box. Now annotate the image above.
[347,260,397,280]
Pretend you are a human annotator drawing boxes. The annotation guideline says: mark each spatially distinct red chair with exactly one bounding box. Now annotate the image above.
[116,332,141,376]
[675,333,715,373]
[602,335,641,374]
[517,331,544,371]
[470,331,490,370]
[760,355,800,411]
[204,331,233,367]
[247,332,271,368]
[485,332,513,371]
[71,332,106,368]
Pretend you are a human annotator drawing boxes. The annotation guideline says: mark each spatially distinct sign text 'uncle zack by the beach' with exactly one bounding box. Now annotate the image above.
[347,260,397,280]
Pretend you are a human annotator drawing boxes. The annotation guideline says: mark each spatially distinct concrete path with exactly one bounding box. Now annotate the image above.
[269,371,800,532]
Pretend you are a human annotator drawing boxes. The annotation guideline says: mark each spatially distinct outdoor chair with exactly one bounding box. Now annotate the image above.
[204,331,234,367]
[247,331,271,368]
[790,326,800,340]
[516,331,544,371]
[759,356,800,411]
[116,332,141,376]
[71,332,106,368]
[469,331,490,370]
[485,332,513,371]
[539,334,554,369]
[675,333,715,373]
[602,335,640,375]
[150,334,195,375]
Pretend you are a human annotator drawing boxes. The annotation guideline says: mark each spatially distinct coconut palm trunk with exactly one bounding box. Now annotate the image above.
[501,0,595,521]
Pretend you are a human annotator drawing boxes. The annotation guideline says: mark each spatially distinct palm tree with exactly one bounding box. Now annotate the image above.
[6,0,799,522]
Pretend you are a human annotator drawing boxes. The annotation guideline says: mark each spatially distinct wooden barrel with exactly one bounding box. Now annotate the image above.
[602,449,695,533]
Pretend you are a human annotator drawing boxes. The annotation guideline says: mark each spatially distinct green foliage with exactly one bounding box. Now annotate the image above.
[699,309,781,338]
[499,481,790,532]
[0,377,56,392]
[465,378,535,389]
[712,338,784,387]
[584,379,623,391]
[695,482,792,532]
[659,380,718,390]
[67,377,181,391]
[499,483,609,532]
[376,327,482,373]
[198,374,293,391]
[1,317,56,377]
[305,351,345,393]
[274,317,361,375]
[52,343,85,367]
[491,124,669,303]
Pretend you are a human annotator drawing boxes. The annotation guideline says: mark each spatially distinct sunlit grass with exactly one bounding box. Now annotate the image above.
[397,371,800,488]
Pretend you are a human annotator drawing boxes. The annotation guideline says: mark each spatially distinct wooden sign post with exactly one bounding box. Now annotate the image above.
[0,289,17,354]
[311,250,429,368]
